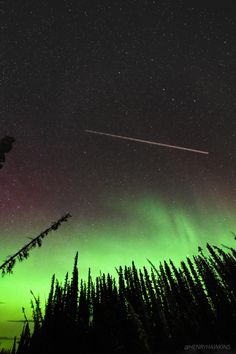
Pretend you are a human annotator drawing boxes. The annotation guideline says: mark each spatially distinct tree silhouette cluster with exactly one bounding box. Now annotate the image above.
[0,136,15,169]
[14,243,236,354]
[0,214,72,276]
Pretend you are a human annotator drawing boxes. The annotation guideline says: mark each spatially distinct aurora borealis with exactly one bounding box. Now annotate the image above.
[1,0,236,349]
[1,193,236,347]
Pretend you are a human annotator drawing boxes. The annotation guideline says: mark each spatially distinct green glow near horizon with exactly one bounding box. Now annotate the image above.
[0,194,235,349]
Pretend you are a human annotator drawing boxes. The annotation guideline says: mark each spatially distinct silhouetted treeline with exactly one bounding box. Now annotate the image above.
[15,243,236,354]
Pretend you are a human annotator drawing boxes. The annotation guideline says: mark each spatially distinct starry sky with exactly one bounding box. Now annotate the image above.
[1,0,236,347]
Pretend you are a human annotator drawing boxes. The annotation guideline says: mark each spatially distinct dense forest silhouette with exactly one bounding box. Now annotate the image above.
[2,242,234,354]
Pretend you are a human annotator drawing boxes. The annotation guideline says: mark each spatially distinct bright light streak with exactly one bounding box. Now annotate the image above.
[84,130,209,155]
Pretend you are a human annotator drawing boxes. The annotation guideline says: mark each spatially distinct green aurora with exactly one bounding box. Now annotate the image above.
[0,195,236,349]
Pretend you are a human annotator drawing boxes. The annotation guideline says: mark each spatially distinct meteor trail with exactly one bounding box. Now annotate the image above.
[84,130,209,155]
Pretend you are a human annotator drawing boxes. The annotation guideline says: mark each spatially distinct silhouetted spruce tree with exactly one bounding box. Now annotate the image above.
[15,243,236,354]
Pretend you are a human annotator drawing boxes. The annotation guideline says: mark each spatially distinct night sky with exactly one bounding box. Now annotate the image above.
[1,0,236,347]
